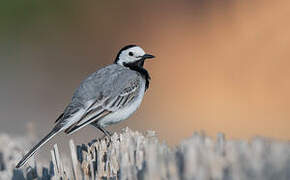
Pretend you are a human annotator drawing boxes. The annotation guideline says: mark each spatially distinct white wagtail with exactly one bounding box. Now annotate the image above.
[16,45,155,168]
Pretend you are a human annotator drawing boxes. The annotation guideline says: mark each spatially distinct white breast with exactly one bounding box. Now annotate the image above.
[98,80,146,127]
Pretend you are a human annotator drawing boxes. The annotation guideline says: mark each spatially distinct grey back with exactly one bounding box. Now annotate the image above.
[61,64,141,120]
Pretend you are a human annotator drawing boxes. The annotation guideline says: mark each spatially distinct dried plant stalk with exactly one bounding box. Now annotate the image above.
[1,128,290,180]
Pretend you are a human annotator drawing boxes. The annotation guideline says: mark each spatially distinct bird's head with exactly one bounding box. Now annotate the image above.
[114,45,155,67]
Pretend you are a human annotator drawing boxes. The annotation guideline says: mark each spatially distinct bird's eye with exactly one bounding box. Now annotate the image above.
[128,52,134,56]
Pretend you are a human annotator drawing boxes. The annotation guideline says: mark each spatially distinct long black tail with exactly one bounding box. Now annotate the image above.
[15,127,61,168]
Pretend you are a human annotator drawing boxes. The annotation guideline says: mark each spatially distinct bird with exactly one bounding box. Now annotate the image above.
[16,45,155,168]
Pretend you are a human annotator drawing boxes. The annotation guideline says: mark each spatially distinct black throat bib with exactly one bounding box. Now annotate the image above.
[123,60,151,91]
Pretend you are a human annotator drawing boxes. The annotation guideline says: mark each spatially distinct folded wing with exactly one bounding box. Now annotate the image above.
[63,69,141,135]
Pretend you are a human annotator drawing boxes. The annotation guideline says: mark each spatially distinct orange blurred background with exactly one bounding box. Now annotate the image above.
[1,0,290,147]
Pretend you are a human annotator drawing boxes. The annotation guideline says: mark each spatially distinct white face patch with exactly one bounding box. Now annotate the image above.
[117,46,146,65]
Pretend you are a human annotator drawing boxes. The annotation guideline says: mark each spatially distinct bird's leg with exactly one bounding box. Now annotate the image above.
[97,126,113,146]
[90,123,112,137]
[97,126,112,137]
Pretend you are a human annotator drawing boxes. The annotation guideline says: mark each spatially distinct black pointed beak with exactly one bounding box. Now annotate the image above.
[142,54,155,60]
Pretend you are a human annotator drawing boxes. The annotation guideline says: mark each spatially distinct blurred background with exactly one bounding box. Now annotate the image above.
[1,0,290,153]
